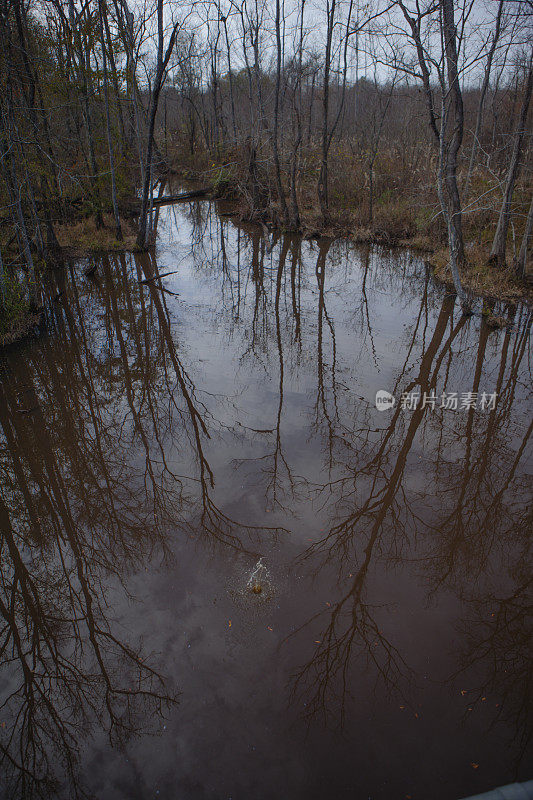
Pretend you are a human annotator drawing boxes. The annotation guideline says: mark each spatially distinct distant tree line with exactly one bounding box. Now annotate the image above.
[0,0,532,321]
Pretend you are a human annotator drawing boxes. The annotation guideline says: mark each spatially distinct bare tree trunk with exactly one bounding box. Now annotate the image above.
[137,1,182,249]
[101,1,128,155]
[441,0,465,269]
[515,193,533,278]
[0,245,4,309]
[367,77,395,224]
[0,126,39,309]
[273,0,289,226]
[307,70,316,148]
[397,0,467,307]
[489,54,533,268]
[138,97,160,248]
[436,96,468,311]
[464,0,504,199]
[289,0,306,229]
[68,0,104,229]
[12,0,60,252]
[209,21,223,151]
[221,13,237,142]
[318,0,336,220]
[398,1,440,143]
[99,0,122,240]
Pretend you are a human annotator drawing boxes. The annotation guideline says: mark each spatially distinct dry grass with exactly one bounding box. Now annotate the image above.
[0,311,41,348]
[164,139,533,301]
[429,246,533,303]
[209,181,531,301]
[55,214,138,254]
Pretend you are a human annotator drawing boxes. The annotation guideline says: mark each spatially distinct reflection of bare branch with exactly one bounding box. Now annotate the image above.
[0,243,288,796]
[454,573,533,764]
[312,239,341,473]
[286,295,465,727]
[0,469,176,800]
[289,546,414,730]
[424,309,532,593]
[137,250,285,549]
[308,295,465,562]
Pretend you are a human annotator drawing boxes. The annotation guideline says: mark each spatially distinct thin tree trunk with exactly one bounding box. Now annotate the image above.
[222,13,237,142]
[99,0,122,240]
[515,193,533,278]
[318,0,336,220]
[137,1,182,248]
[273,0,289,226]
[0,130,39,309]
[101,2,128,155]
[289,0,305,229]
[0,245,4,309]
[307,71,316,147]
[464,0,504,199]
[441,0,466,268]
[437,93,469,310]
[489,54,533,267]
[68,0,104,228]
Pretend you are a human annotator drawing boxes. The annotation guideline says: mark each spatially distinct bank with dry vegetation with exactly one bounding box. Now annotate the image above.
[1,0,532,347]
[171,137,532,304]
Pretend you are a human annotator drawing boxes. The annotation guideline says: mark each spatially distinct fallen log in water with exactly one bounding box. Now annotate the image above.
[151,188,210,206]
[140,270,179,284]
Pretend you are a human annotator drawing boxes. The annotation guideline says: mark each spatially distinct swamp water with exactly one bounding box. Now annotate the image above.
[0,198,531,799]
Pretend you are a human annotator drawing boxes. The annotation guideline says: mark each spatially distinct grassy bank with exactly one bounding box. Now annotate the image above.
[0,197,141,347]
[55,213,138,256]
[0,272,40,348]
[171,139,532,305]
[1,146,531,351]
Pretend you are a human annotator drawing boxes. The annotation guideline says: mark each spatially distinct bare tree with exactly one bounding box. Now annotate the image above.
[515,192,533,277]
[463,0,505,199]
[98,0,123,240]
[489,52,533,268]
[137,1,188,248]
[397,0,470,310]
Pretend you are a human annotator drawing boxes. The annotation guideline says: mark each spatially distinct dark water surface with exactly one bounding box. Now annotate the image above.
[0,199,531,800]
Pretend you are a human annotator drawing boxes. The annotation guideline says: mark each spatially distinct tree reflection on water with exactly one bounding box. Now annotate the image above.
[0,200,531,797]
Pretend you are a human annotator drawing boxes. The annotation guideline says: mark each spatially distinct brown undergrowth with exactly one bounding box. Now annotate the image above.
[55,213,138,255]
[171,140,532,303]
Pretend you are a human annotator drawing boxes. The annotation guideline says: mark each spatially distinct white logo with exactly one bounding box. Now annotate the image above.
[375,390,396,411]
